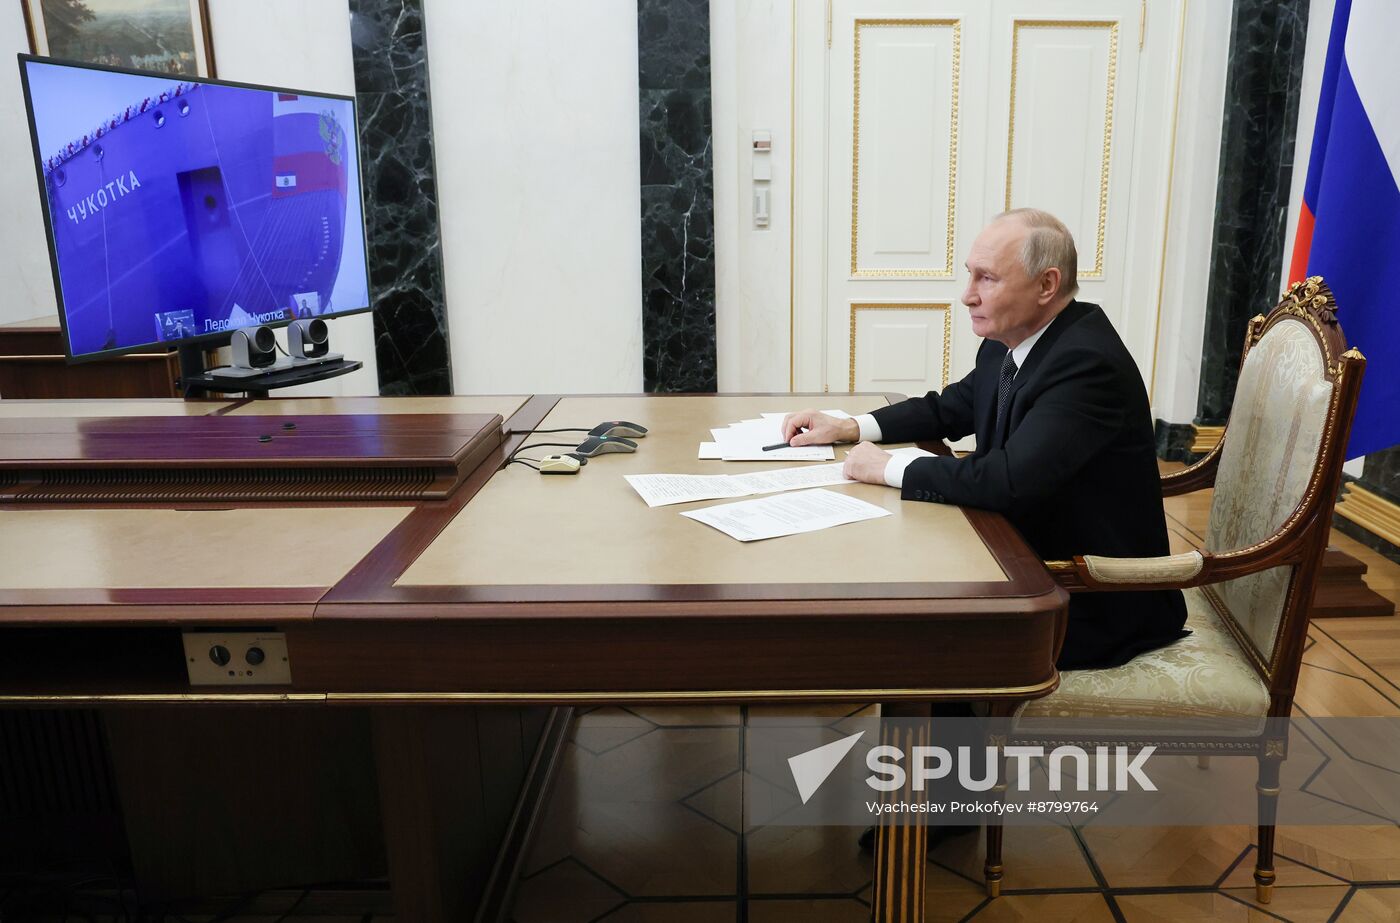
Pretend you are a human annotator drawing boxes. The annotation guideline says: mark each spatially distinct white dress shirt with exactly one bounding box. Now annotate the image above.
[854,319,1055,488]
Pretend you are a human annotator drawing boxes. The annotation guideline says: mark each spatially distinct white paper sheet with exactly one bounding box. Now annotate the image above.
[623,473,752,508]
[631,447,936,508]
[680,488,891,542]
[728,463,852,494]
[709,419,834,461]
[626,464,857,508]
[887,446,937,460]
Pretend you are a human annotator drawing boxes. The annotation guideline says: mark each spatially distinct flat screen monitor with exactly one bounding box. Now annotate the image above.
[18,55,371,361]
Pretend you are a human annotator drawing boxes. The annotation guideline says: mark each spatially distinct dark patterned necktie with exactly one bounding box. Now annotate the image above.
[995,352,1018,433]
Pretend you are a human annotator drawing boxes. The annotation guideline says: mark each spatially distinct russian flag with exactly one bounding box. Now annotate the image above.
[1289,0,1399,458]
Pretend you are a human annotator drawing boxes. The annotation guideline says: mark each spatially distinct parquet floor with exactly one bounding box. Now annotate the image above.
[511,468,1400,922]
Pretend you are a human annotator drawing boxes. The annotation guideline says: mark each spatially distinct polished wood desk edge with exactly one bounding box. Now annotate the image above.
[0,676,1061,707]
[311,590,1067,620]
[0,604,317,626]
[0,413,504,468]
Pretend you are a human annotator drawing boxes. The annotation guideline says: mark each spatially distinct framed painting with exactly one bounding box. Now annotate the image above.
[22,0,216,78]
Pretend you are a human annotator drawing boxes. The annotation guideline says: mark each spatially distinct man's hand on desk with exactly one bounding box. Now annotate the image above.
[781,409,860,446]
[842,441,893,485]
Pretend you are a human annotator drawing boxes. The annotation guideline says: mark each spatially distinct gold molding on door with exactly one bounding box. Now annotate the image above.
[848,302,953,393]
[1004,19,1120,279]
[850,19,961,279]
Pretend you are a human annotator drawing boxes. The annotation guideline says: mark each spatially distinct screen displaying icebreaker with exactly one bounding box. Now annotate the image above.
[21,57,370,359]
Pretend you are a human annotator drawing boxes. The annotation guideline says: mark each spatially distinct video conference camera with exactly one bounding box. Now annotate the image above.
[288,318,342,364]
[230,325,278,370]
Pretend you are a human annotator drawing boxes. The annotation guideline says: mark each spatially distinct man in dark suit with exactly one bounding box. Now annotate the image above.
[783,209,1186,669]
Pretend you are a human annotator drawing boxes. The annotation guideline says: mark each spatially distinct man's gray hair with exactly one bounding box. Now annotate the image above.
[995,208,1079,298]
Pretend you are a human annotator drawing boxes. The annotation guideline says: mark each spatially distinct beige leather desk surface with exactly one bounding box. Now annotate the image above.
[0,508,409,589]
[399,395,1006,587]
[0,399,229,418]
[227,396,529,418]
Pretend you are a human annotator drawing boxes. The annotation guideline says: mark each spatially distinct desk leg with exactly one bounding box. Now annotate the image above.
[872,702,931,923]
[982,701,1018,898]
[372,707,486,923]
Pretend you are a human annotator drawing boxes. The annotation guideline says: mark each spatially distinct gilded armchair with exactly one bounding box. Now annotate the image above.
[983,277,1366,903]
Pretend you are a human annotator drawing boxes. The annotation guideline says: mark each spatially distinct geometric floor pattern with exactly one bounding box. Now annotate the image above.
[509,702,1400,922]
[510,478,1400,922]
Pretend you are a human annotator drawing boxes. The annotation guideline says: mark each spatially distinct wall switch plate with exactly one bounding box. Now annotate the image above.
[183,631,292,686]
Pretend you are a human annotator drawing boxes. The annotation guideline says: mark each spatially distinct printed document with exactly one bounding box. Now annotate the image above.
[626,464,852,508]
[623,473,753,507]
[702,409,852,461]
[681,488,891,542]
[627,447,935,508]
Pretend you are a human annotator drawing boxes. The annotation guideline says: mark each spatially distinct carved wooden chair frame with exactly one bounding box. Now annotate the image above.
[981,277,1366,903]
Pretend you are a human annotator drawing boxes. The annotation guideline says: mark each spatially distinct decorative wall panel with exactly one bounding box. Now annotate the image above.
[848,303,952,394]
[639,0,716,392]
[850,20,960,279]
[349,0,452,395]
[1004,20,1119,278]
[1195,0,1309,425]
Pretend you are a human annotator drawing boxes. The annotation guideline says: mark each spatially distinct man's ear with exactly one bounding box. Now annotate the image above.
[1037,267,1062,305]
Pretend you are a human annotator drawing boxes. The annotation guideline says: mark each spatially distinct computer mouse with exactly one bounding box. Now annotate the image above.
[589,420,648,438]
[574,435,638,457]
[539,454,581,474]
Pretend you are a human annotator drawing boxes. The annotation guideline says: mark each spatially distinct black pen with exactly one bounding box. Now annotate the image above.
[761,442,792,451]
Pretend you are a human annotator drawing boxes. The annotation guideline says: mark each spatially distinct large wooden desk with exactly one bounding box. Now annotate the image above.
[0,394,1067,922]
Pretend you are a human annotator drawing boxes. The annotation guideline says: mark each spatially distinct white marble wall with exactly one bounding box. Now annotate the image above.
[426,0,644,394]
[0,0,378,396]
[712,0,791,393]
[0,3,56,327]
[1147,0,1234,425]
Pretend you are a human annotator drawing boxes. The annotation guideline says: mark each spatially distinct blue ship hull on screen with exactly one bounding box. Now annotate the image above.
[43,83,352,356]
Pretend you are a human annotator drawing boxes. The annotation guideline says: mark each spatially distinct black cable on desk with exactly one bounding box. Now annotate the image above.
[513,442,578,453]
[507,441,580,465]
[509,427,591,435]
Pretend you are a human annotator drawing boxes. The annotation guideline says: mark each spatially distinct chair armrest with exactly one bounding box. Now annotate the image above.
[1046,552,1203,590]
[1161,438,1223,497]
[1046,527,1310,592]
[1082,551,1204,584]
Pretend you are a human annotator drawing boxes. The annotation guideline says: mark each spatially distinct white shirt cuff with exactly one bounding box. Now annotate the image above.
[855,413,883,442]
[883,454,915,489]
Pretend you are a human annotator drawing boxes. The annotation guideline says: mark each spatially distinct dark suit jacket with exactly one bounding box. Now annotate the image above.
[870,300,1187,670]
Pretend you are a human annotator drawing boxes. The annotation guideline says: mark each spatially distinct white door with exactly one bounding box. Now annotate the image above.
[796,0,1179,439]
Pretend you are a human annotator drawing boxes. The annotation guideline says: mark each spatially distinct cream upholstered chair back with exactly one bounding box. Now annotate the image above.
[1203,279,1347,669]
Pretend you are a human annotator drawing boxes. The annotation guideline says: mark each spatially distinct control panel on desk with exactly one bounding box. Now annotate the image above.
[183,632,291,685]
